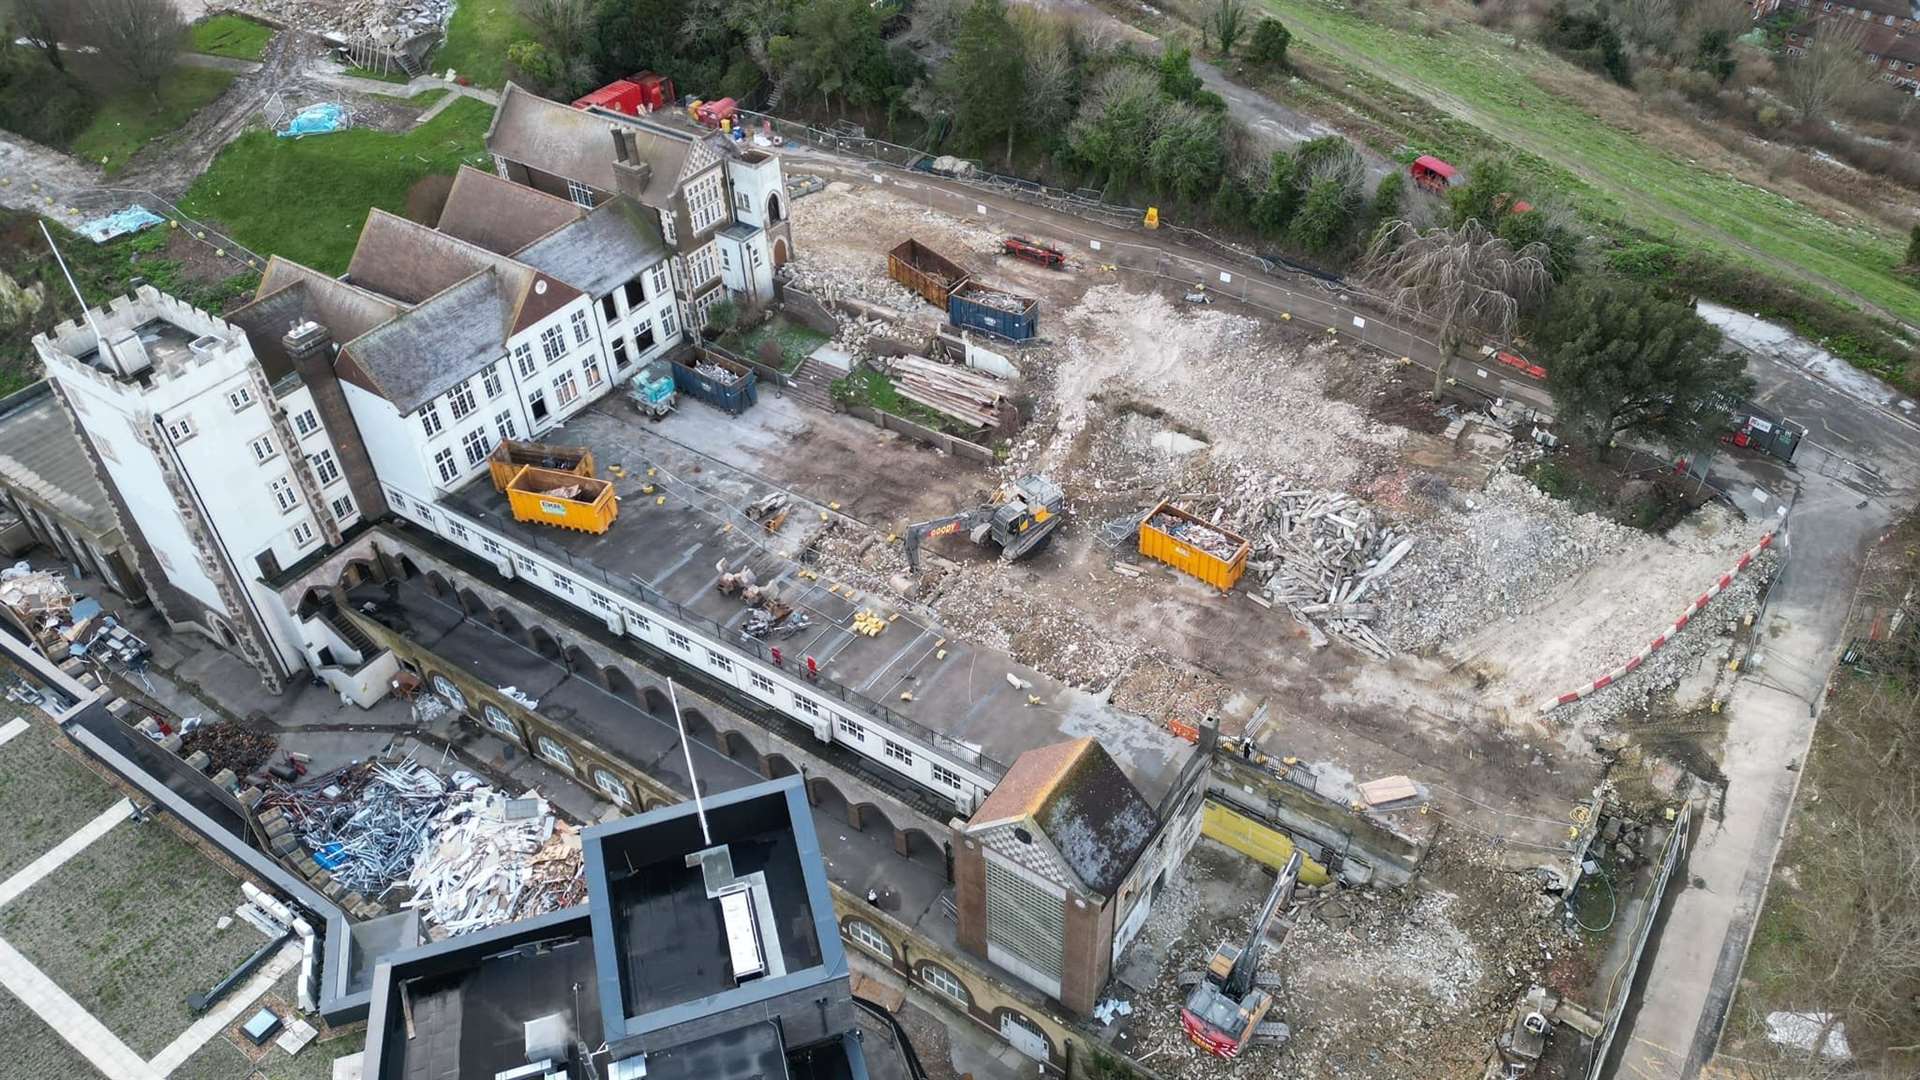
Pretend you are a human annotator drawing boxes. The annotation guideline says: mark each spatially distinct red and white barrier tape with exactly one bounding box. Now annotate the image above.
[1537,531,1775,714]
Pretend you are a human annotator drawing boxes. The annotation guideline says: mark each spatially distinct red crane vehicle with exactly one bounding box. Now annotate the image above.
[1178,850,1304,1059]
[1002,236,1066,268]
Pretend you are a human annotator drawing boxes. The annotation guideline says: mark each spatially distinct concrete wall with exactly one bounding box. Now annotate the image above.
[843,405,996,464]
[1206,754,1429,886]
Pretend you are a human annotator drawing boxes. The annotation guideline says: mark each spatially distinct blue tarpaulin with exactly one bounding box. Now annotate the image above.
[75,206,165,244]
[277,103,348,138]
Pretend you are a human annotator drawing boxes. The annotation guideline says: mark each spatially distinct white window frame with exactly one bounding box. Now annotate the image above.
[593,768,631,805]
[269,475,299,513]
[845,918,893,960]
[570,308,592,346]
[330,493,355,520]
[293,409,320,437]
[448,382,477,420]
[706,649,733,674]
[513,342,537,378]
[794,696,821,719]
[836,715,865,741]
[226,386,254,411]
[482,363,505,400]
[932,763,963,790]
[433,447,458,484]
[309,449,341,487]
[164,416,196,444]
[750,671,775,695]
[494,409,518,442]
[540,325,566,365]
[885,739,913,767]
[920,963,969,1005]
[461,427,490,468]
[482,703,519,739]
[290,520,317,547]
[554,371,580,408]
[566,179,596,208]
[584,354,604,389]
[420,403,444,438]
[431,673,467,712]
[666,628,691,652]
[248,434,277,463]
[538,735,575,772]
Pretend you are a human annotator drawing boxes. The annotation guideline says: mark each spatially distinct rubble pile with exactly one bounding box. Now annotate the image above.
[781,260,927,315]
[180,722,276,776]
[263,758,454,897]
[1377,471,1642,654]
[405,788,585,937]
[228,0,451,42]
[1249,490,1412,659]
[1148,509,1241,559]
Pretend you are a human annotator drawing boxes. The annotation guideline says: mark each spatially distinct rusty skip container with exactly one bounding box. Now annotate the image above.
[1138,500,1250,590]
[888,238,970,308]
[506,465,619,534]
[488,438,594,493]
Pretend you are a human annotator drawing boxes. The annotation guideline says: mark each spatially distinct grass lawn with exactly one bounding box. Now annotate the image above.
[369,87,450,109]
[346,64,413,84]
[724,314,830,373]
[0,987,107,1080]
[188,14,275,61]
[69,67,238,175]
[0,820,262,1058]
[0,711,120,880]
[435,0,537,88]
[178,97,496,274]
[1257,0,1920,328]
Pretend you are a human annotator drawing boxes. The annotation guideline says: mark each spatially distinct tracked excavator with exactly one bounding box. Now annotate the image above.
[1178,850,1303,1059]
[902,475,1065,571]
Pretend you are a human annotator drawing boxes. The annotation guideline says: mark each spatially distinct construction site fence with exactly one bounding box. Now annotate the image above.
[90,186,269,273]
[497,526,1011,780]
[1588,806,1691,1079]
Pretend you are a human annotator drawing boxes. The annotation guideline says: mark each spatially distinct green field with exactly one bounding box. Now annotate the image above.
[188,14,275,61]
[70,67,238,175]
[178,97,496,274]
[0,712,120,880]
[1259,0,1918,328]
[435,0,537,88]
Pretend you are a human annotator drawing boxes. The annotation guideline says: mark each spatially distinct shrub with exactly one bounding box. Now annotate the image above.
[1247,19,1291,69]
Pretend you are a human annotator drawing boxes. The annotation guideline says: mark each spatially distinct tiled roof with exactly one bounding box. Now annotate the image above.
[485,82,734,208]
[969,737,1158,897]
[513,198,667,299]
[436,165,585,256]
[341,270,512,414]
[0,382,117,537]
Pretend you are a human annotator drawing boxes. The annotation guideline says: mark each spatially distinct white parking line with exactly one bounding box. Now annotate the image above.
[0,798,133,909]
[148,942,302,1076]
[0,716,28,748]
[0,933,162,1080]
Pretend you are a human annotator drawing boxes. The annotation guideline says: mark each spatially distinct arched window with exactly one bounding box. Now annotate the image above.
[919,962,970,1007]
[537,735,575,773]
[482,704,518,740]
[430,673,467,713]
[593,768,630,805]
[844,918,892,961]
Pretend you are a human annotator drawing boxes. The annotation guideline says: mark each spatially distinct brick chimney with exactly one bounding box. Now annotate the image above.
[283,320,390,522]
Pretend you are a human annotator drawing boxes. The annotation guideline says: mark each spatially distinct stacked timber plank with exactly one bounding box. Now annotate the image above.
[1250,491,1413,659]
[887,355,1007,430]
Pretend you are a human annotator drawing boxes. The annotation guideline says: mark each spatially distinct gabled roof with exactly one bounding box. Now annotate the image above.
[513,197,667,299]
[340,270,513,415]
[968,737,1158,897]
[485,82,734,208]
[346,209,545,307]
[0,382,118,537]
[436,164,586,256]
[229,259,404,382]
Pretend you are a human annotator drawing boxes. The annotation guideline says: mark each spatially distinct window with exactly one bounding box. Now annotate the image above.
[565,179,596,207]
[750,671,775,695]
[584,355,604,389]
[688,172,724,232]
[793,696,820,719]
[540,325,566,364]
[651,263,669,296]
[387,489,409,513]
[625,609,650,633]
[661,214,676,245]
[461,427,490,467]
[481,537,503,556]
[884,739,913,767]
[516,553,539,575]
[482,704,519,740]
[448,521,468,542]
[919,963,970,1006]
[589,591,615,611]
[248,434,277,463]
[291,520,317,547]
[662,305,678,340]
[570,309,592,346]
[226,386,254,411]
[513,342,536,378]
[494,409,518,442]
[720,245,732,271]
[624,279,645,309]
[554,371,579,408]
[164,416,195,443]
[431,673,467,712]
[706,649,732,674]
[593,768,630,805]
[537,735,575,772]
[550,574,574,596]
[845,918,893,960]
[932,763,963,790]
[601,294,618,322]
[293,410,320,437]
[309,449,341,486]
[269,475,299,512]
[479,363,504,400]
[433,447,458,484]
[611,336,630,369]
[330,493,355,520]
[836,715,865,741]
[529,389,549,423]
[420,403,444,438]
[448,382,477,420]
[687,243,718,286]
[634,321,656,353]
[666,628,691,652]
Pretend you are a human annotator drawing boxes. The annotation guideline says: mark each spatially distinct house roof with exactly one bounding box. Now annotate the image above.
[435,164,586,256]
[486,82,733,208]
[345,208,545,307]
[229,259,404,382]
[969,737,1158,897]
[340,270,514,414]
[512,197,667,299]
[0,382,118,539]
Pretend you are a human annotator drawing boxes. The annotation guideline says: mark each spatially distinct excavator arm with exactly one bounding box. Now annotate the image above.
[903,509,986,571]
[1223,850,1302,999]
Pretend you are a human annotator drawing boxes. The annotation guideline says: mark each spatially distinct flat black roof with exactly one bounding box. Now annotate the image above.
[399,932,603,1080]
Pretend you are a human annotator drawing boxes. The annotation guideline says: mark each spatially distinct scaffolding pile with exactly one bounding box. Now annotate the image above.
[261,759,454,897]
[404,789,585,936]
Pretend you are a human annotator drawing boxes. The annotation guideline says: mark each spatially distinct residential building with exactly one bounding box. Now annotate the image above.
[362,776,883,1080]
[485,82,792,327]
[1757,0,1920,89]
[0,381,147,600]
[952,737,1204,1015]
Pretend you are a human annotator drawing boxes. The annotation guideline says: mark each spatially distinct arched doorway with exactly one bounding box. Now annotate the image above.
[772,236,789,268]
[766,191,785,223]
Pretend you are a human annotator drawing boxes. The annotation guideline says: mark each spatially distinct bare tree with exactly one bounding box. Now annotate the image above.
[1778,18,1874,126]
[1207,0,1249,57]
[683,0,792,79]
[1687,0,1759,43]
[78,0,183,102]
[1613,0,1680,54]
[1012,8,1078,132]
[16,0,74,74]
[1363,219,1551,395]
